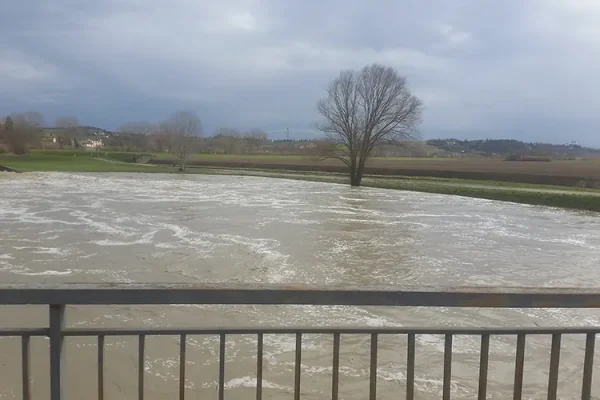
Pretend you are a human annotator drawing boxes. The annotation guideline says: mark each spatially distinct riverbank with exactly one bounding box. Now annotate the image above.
[0,152,171,173]
[193,167,600,212]
[2,152,600,212]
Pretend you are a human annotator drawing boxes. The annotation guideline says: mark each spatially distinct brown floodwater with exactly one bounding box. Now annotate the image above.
[0,172,599,399]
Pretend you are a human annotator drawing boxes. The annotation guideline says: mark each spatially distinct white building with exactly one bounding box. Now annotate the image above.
[82,139,103,148]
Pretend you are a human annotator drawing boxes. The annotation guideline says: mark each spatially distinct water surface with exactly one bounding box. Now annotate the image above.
[0,172,599,399]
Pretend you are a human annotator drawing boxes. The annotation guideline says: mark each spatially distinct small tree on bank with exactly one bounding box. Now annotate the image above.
[213,128,241,154]
[2,116,14,143]
[244,129,268,153]
[160,111,202,172]
[317,64,423,186]
[55,116,79,148]
[5,114,42,154]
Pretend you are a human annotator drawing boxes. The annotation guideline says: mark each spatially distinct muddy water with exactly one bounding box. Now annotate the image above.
[1,172,599,399]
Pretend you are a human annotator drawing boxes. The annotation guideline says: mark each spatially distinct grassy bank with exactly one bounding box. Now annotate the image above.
[2,151,600,212]
[0,151,176,173]
[189,167,600,212]
[366,178,600,212]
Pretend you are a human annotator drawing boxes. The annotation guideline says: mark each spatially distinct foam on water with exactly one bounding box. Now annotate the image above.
[92,230,158,246]
[1,172,600,398]
[19,270,73,276]
[14,246,72,256]
[70,209,139,237]
[224,377,291,390]
[0,261,73,276]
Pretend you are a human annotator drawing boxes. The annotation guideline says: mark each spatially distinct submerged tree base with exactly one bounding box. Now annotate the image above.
[198,169,600,213]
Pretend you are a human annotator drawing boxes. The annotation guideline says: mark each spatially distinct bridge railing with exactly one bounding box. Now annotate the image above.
[1,283,600,400]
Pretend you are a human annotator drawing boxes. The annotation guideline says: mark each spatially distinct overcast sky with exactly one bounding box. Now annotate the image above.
[1,0,599,144]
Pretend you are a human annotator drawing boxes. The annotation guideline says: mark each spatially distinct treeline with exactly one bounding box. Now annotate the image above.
[123,125,273,154]
[0,111,87,154]
[427,139,600,159]
[0,112,46,154]
[0,109,327,156]
[112,125,327,155]
[109,132,330,156]
[0,111,330,159]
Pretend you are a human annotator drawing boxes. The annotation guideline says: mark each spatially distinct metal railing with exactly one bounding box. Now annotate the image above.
[2,283,600,400]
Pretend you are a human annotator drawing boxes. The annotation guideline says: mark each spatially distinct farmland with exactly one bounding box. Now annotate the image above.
[150,154,600,188]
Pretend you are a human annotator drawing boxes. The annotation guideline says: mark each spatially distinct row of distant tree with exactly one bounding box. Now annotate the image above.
[0,112,82,154]
[0,111,204,161]
[427,139,600,159]
[0,110,314,168]
[118,122,271,154]
[0,110,322,158]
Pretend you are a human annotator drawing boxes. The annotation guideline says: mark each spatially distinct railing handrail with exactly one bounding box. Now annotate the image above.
[9,326,600,337]
[1,283,600,307]
[2,286,600,400]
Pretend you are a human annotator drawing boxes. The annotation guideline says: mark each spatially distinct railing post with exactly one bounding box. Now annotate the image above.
[50,304,66,400]
[582,333,595,400]
[22,335,31,400]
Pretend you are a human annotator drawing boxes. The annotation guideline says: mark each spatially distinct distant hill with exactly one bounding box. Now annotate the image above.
[41,126,112,137]
[426,139,600,159]
[75,126,112,136]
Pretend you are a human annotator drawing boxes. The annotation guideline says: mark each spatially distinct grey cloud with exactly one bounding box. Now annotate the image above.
[1,0,599,145]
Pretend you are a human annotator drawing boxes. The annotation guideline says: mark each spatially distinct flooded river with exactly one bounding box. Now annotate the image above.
[1,172,599,399]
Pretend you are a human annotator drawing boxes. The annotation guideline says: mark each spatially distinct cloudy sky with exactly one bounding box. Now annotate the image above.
[1,0,599,144]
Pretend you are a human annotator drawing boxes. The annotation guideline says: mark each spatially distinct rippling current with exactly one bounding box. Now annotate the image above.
[0,172,599,399]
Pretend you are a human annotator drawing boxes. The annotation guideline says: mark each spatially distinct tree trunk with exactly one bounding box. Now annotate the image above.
[351,163,364,186]
[350,166,363,186]
[350,174,362,186]
[349,156,360,186]
[351,155,367,187]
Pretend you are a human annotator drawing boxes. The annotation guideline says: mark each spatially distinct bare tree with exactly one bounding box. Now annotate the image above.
[6,113,42,154]
[119,121,171,152]
[314,138,338,157]
[119,122,160,152]
[151,132,172,153]
[0,116,12,144]
[119,121,157,135]
[244,129,268,153]
[21,112,45,128]
[55,116,79,148]
[317,64,423,186]
[160,111,202,171]
[9,111,45,128]
[55,116,79,129]
[213,128,241,154]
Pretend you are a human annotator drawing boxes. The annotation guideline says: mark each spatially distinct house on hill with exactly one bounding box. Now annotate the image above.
[81,139,103,148]
[41,128,65,144]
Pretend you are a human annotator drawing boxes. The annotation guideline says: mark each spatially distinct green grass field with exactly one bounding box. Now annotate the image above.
[2,150,599,212]
[0,151,175,173]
